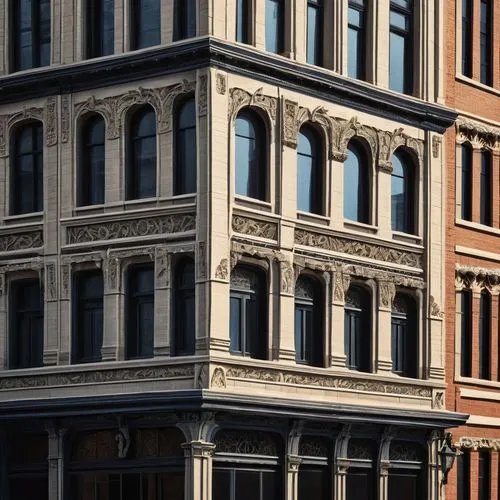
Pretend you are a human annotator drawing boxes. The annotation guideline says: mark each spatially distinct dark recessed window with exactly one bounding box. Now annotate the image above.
[307,0,323,66]
[11,122,44,215]
[297,125,323,214]
[480,150,492,226]
[78,114,105,206]
[344,286,371,372]
[344,141,370,223]
[173,258,195,356]
[213,469,278,500]
[235,110,267,200]
[348,0,366,80]
[461,143,472,221]
[478,451,491,500]
[391,294,417,378]
[9,280,44,369]
[86,0,114,59]
[11,0,51,71]
[126,106,157,200]
[460,290,472,378]
[236,0,251,44]
[173,0,196,41]
[389,0,413,94]
[391,150,415,234]
[461,0,473,77]
[72,271,104,364]
[265,0,284,54]
[479,290,491,380]
[346,440,377,500]
[295,275,323,367]
[230,266,267,360]
[131,0,161,49]
[126,265,154,360]
[457,449,470,500]
[480,0,492,86]
[174,96,196,195]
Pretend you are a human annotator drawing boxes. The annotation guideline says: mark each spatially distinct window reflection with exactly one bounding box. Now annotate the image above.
[348,0,366,80]
[265,0,284,53]
[344,142,369,223]
[174,97,197,195]
[391,150,414,234]
[132,0,161,49]
[307,0,323,66]
[297,126,322,214]
[389,0,412,94]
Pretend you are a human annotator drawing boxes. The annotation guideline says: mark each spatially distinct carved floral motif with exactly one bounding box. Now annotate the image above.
[215,258,229,280]
[61,95,70,143]
[228,87,278,122]
[379,281,396,309]
[455,265,500,293]
[0,230,43,252]
[232,216,277,240]
[456,117,500,151]
[429,296,443,318]
[215,430,278,456]
[198,75,208,116]
[45,97,57,147]
[45,263,57,300]
[211,367,226,389]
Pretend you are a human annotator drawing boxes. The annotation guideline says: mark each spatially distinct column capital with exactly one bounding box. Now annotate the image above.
[182,440,216,459]
[287,454,302,472]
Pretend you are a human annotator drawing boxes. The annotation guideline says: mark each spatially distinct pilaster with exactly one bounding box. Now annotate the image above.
[254,0,266,51]
[154,247,171,356]
[330,158,344,231]
[330,269,349,368]
[376,166,393,239]
[286,455,302,500]
[471,288,481,379]
[334,461,348,500]
[44,262,59,366]
[162,0,174,45]
[491,292,499,381]
[114,0,125,54]
[102,257,120,361]
[61,0,76,64]
[46,424,66,500]
[471,148,482,225]
[105,135,122,204]
[52,0,62,65]
[492,151,500,228]
[182,441,216,500]
[294,0,307,64]
[379,464,390,500]
[0,0,6,75]
[0,271,6,369]
[59,264,71,365]
[376,280,395,374]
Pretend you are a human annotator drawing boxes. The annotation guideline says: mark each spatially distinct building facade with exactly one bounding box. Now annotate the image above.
[444,0,500,499]
[0,1,466,500]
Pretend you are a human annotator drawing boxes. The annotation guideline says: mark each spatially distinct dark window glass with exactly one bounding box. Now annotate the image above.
[73,271,104,364]
[174,97,197,195]
[265,0,284,53]
[9,280,44,369]
[461,143,472,221]
[346,468,375,500]
[235,111,266,200]
[127,107,157,200]
[388,471,421,500]
[480,150,492,226]
[173,0,196,41]
[213,469,278,500]
[131,0,160,49]
[297,125,322,214]
[460,290,472,378]
[299,468,328,500]
[344,286,370,372]
[236,0,251,43]
[462,0,473,77]
[391,294,417,378]
[230,267,266,360]
[173,259,195,356]
[480,0,492,85]
[391,150,414,234]
[11,0,51,71]
[307,0,323,66]
[86,0,114,58]
[348,0,366,79]
[479,291,491,380]
[126,265,154,359]
[11,122,43,215]
[478,451,491,500]
[344,141,369,223]
[389,0,412,94]
[78,115,105,206]
[295,276,323,367]
[457,449,470,500]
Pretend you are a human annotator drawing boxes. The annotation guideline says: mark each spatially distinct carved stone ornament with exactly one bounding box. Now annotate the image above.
[45,262,57,300]
[333,268,351,303]
[67,214,196,244]
[75,95,121,139]
[210,367,226,389]
[115,418,131,459]
[231,241,285,271]
[377,128,424,172]
[197,242,207,279]
[61,264,70,299]
[105,256,120,291]
[295,229,423,269]
[389,442,423,462]
[455,264,500,293]
[61,95,71,143]
[228,87,278,122]
[215,258,229,280]
[216,73,227,95]
[155,246,170,288]
[458,437,500,451]
[331,116,362,161]
[0,106,44,157]
[281,261,295,295]
[232,215,278,240]
[432,136,442,158]
[456,116,500,151]
[432,391,444,410]
[198,75,208,116]
[429,296,443,318]
[299,436,329,458]
[378,281,396,309]
[45,97,57,147]
[0,273,5,297]
[214,430,279,456]
[283,99,299,148]
[0,230,43,252]
[0,365,195,390]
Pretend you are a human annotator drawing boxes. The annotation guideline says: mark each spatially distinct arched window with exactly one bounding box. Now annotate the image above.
[391,150,414,234]
[126,107,157,200]
[78,115,105,206]
[131,0,161,49]
[11,122,43,215]
[235,110,266,200]
[173,258,195,356]
[344,141,369,223]
[173,0,196,41]
[174,97,197,195]
[391,293,417,378]
[297,125,323,214]
[344,286,370,372]
[295,275,323,367]
[230,266,267,360]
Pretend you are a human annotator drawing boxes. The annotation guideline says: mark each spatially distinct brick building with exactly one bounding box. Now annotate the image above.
[444,0,500,499]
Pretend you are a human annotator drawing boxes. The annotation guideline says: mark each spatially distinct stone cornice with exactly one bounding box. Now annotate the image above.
[455,264,500,293]
[456,116,500,151]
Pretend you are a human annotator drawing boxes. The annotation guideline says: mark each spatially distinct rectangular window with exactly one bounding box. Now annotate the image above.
[86,0,114,59]
[173,0,196,41]
[213,469,278,500]
[295,303,313,363]
[479,292,491,380]
[9,280,44,369]
[348,0,366,80]
[480,0,492,85]
[461,144,473,221]
[346,468,375,500]
[480,151,492,226]
[391,318,407,375]
[307,0,323,66]
[72,271,104,364]
[126,265,154,359]
[460,290,472,377]
[389,0,413,94]
[388,471,421,500]
[132,0,161,49]
[457,449,470,500]
[265,0,284,54]
[461,0,473,77]
[236,0,251,43]
[299,468,329,500]
[478,451,491,500]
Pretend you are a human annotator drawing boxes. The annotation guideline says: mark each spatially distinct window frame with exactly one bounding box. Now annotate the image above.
[306,0,323,66]
[265,0,284,54]
[344,140,370,224]
[389,0,413,95]
[236,0,252,44]
[347,0,367,80]
[460,289,472,378]
[391,149,415,235]
[479,150,492,226]
[174,95,197,195]
[460,143,473,221]
[391,294,418,378]
[85,0,115,59]
[461,0,473,77]
[478,450,491,500]
[130,0,161,50]
[456,448,470,500]
[479,290,491,380]
[173,0,196,41]
[479,0,492,86]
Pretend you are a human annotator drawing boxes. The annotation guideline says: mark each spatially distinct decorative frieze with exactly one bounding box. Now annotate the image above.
[0,230,43,252]
[228,87,278,122]
[455,264,500,293]
[457,437,500,451]
[66,214,196,244]
[456,117,500,151]
[232,215,278,240]
[61,95,71,143]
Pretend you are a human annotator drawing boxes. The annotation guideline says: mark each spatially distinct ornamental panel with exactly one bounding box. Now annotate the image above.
[232,215,278,240]
[0,230,43,252]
